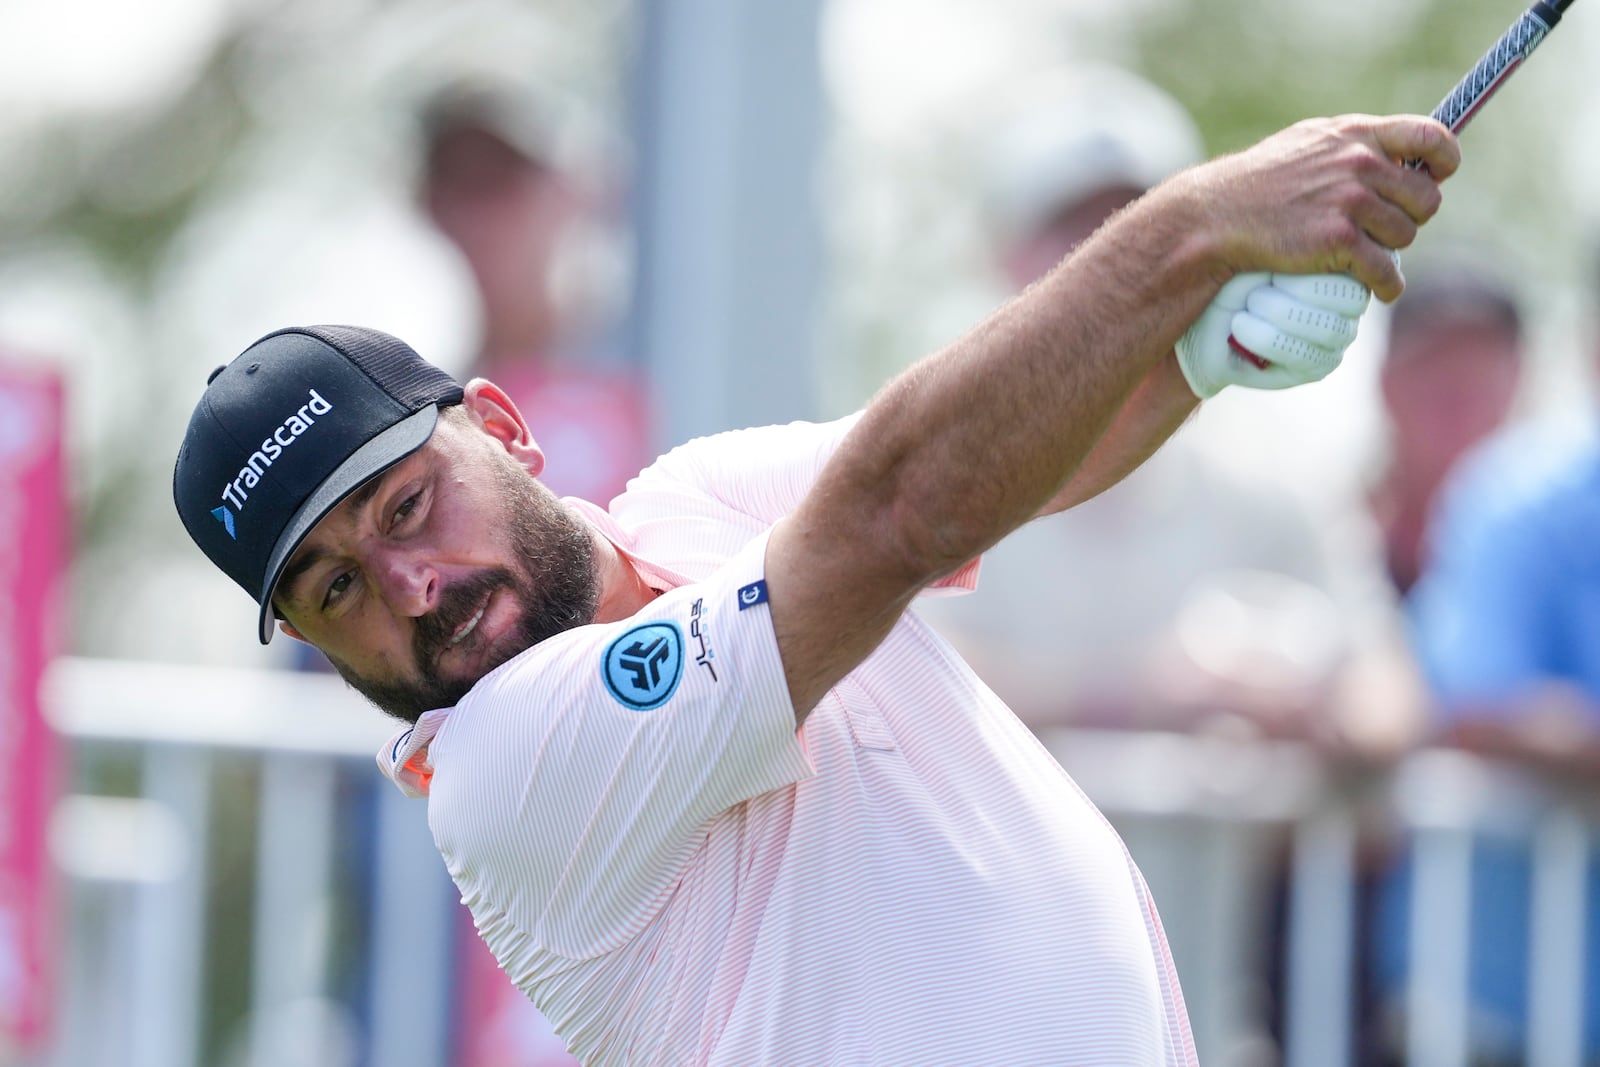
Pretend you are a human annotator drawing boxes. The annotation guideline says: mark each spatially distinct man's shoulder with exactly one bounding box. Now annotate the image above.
[601,417,861,579]
[425,619,662,820]
[450,555,773,736]
[628,415,861,484]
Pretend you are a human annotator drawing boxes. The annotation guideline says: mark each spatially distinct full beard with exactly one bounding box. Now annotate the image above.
[333,464,599,723]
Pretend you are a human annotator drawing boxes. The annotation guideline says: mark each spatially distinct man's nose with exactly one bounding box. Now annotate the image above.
[371,548,439,618]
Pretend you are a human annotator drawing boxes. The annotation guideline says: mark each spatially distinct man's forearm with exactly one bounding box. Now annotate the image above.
[841,197,1221,575]
[766,205,1216,718]
[833,111,1458,580]
[767,115,1458,718]
[1037,352,1199,517]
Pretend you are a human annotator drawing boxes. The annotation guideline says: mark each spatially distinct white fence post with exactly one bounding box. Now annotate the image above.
[1528,808,1589,1067]
[366,780,457,1067]
[248,752,341,1067]
[129,746,210,1067]
[1286,806,1356,1067]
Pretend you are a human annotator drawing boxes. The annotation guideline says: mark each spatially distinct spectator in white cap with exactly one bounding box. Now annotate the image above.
[916,68,1394,1064]
[417,76,650,510]
[920,66,1350,735]
[986,65,1205,291]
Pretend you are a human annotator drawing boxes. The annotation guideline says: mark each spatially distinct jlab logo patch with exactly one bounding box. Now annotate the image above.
[602,622,685,711]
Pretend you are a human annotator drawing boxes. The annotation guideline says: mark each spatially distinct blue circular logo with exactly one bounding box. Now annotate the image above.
[602,621,685,711]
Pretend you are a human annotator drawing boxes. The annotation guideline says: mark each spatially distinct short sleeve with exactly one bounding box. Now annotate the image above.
[923,556,980,596]
[606,413,980,594]
[608,417,862,576]
[426,531,813,958]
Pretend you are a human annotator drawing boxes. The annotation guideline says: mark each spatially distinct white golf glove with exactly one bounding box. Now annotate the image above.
[1176,271,1373,399]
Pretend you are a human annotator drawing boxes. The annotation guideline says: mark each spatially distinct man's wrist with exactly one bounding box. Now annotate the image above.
[1134,168,1247,299]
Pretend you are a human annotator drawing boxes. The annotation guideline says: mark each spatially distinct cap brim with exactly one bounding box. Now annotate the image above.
[255,405,442,644]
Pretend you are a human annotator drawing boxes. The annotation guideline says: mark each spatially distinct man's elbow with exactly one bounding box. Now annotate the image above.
[885,497,989,586]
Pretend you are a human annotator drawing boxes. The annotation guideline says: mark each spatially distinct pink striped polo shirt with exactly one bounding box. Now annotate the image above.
[380,416,1196,1066]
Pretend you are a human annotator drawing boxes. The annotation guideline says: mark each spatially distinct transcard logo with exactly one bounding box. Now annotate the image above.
[218,389,333,516]
[602,621,684,711]
[211,505,237,540]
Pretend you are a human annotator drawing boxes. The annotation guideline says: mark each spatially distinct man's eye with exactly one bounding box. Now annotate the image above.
[324,570,355,610]
[392,493,420,528]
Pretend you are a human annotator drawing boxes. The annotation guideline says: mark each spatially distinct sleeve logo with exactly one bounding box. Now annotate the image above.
[690,598,717,682]
[602,621,685,711]
[737,580,768,610]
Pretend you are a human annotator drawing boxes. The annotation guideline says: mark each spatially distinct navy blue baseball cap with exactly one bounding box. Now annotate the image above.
[173,325,463,643]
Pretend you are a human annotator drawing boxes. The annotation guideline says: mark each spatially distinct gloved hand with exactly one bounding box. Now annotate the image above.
[1175,270,1373,399]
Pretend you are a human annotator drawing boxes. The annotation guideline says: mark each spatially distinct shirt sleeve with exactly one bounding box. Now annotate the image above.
[611,412,980,594]
[606,416,862,573]
[426,531,813,959]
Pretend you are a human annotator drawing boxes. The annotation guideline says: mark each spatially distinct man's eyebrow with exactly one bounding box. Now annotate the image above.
[345,473,389,517]
[276,544,329,611]
[275,473,393,610]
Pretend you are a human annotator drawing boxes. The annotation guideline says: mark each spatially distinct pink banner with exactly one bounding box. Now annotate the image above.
[0,363,64,1052]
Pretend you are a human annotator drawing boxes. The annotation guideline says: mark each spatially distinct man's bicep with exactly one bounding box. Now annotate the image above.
[764,514,922,721]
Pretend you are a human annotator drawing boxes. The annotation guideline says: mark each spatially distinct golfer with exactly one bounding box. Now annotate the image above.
[175,113,1457,1065]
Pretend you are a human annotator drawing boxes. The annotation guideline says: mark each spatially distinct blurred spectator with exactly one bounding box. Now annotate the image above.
[1413,410,1600,717]
[1309,256,1529,1067]
[417,77,649,506]
[419,76,649,1067]
[1368,261,1525,597]
[1376,258,1600,1062]
[982,66,1199,291]
[917,67,1348,736]
[1306,258,1528,758]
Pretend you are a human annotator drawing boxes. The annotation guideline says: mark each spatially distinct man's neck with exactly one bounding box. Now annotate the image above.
[589,526,659,623]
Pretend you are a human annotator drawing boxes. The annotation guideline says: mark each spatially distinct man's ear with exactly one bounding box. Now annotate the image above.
[461,378,546,477]
[279,619,310,643]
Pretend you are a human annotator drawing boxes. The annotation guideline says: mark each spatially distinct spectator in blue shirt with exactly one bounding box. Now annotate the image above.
[1381,266,1600,1062]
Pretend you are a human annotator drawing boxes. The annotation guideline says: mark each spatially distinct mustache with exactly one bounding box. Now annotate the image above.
[414,568,517,667]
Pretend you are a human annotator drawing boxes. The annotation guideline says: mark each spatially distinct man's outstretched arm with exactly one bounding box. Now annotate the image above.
[763,114,1458,723]
[1034,351,1197,517]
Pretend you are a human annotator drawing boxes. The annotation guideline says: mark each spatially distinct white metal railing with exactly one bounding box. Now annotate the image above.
[38,656,458,1067]
[24,657,1600,1066]
[1047,733,1597,1067]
